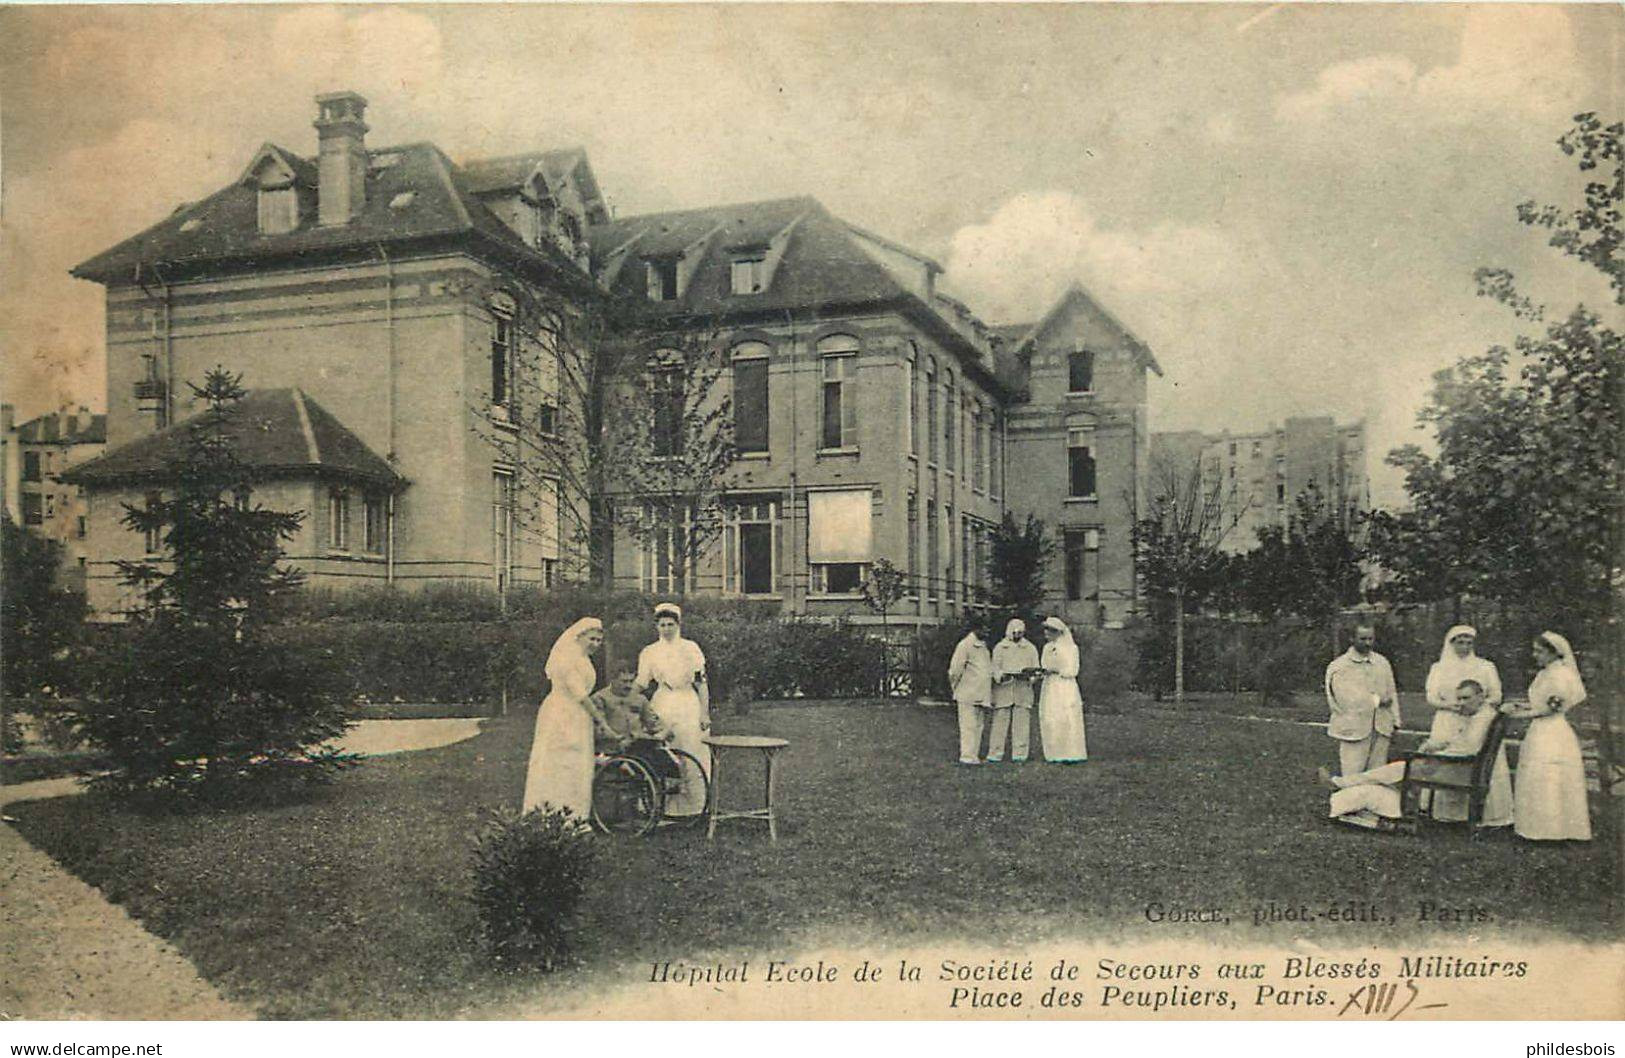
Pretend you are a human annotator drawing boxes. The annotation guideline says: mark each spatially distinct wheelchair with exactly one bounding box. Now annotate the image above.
[590,738,710,836]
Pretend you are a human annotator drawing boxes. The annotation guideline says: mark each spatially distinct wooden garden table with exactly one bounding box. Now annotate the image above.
[702,735,789,841]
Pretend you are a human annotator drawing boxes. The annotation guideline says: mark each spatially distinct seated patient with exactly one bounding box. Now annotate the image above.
[591,667,663,751]
[1318,678,1512,827]
[591,667,680,779]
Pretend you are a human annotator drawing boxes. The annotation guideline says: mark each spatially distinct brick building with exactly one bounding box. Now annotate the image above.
[66,92,1159,625]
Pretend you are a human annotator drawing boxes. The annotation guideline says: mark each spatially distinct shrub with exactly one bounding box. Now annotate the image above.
[1079,629,1135,703]
[470,806,598,971]
[2,520,88,700]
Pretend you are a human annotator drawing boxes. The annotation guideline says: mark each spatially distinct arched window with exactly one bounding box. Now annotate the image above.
[818,334,860,449]
[731,341,771,454]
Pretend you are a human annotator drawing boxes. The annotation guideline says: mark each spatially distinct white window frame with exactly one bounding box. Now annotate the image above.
[489,293,517,421]
[327,487,351,553]
[730,255,767,295]
[818,335,860,451]
[1066,427,1098,501]
[492,469,514,589]
[639,503,692,595]
[723,496,779,596]
[257,185,298,235]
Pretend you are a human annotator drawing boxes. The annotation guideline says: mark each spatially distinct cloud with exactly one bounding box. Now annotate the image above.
[941,190,1249,324]
[270,8,444,100]
[1277,8,1586,126]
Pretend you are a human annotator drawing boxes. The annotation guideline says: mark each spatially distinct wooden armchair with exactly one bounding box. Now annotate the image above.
[1397,713,1509,836]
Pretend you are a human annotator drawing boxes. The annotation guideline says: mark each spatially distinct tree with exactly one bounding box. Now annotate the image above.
[1237,484,1365,630]
[1367,112,1622,841]
[1,521,86,701]
[469,285,741,602]
[987,513,1056,625]
[861,557,910,631]
[1130,453,1246,702]
[63,369,352,798]
[602,326,739,595]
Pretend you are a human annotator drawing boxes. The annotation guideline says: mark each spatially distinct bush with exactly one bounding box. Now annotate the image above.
[1079,629,1135,702]
[470,806,598,971]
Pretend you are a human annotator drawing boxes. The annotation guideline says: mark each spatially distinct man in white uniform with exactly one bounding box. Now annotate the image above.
[1324,624,1399,775]
[948,625,994,765]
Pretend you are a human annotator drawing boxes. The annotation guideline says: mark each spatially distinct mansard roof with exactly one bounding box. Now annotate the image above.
[72,142,594,290]
[63,389,404,490]
[457,147,606,219]
[586,196,1010,395]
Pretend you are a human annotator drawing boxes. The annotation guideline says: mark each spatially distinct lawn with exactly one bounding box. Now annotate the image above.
[9,702,1620,1019]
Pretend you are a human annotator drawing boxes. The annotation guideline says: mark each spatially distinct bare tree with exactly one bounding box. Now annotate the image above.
[1129,452,1248,702]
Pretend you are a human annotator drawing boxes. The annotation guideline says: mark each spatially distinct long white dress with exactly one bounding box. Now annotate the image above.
[1515,662,1591,841]
[523,637,598,819]
[1038,634,1087,762]
[638,636,709,817]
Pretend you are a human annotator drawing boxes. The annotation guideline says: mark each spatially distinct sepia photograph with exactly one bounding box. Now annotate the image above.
[0,0,1620,1029]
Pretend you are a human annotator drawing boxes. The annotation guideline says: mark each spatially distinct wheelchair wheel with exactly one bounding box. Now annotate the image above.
[665,748,711,827]
[591,757,662,836]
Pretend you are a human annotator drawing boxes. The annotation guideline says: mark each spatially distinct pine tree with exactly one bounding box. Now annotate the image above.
[66,368,353,799]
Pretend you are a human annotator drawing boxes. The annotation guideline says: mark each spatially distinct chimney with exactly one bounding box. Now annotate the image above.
[314,91,369,226]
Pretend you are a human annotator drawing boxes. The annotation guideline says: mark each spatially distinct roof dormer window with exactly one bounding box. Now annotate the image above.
[731,255,766,295]
[257,185,298,235]
[647,259,679,302]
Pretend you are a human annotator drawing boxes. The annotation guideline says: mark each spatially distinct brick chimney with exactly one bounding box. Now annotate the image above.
[314,91,369,226]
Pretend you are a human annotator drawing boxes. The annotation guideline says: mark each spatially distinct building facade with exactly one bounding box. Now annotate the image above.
[68,92,1160,626]
[1150,417,1369,554]
[4,405,108,591]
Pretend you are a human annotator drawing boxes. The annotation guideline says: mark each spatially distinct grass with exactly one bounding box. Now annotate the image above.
[9,702,1619,1019]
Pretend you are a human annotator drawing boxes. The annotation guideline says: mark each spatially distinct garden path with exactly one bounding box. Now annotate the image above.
[0,820,251,1019]
[0,719,483,1019]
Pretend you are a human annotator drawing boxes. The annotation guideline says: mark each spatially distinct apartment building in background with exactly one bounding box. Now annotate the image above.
[3,404,108,590]
[1150,417,1370,554]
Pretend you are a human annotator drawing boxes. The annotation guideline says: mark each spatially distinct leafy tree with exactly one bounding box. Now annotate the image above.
[861,557,910,631]
[1,521,86,701]
[1237,484,1365,630]
[1130,453,1245,702]
[987,512,1056,625]
[602,327,739,594]
[1367,112,1622,830]
[63,369,353,798]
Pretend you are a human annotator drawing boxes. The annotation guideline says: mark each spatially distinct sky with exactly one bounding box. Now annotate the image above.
[1,3,1619,506]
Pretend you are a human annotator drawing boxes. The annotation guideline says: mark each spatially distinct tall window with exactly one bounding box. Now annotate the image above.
[141,491,162,552]
[1067,428,1097,499]
[364,495,386,555]
[732,342,770,454]
[1064,528,1101,601]
[1068,349,1094,393]
[808,488,871,594]
[21,493,42,526]
[906,493,919,591]
[490,302,514,411]
[943,369,956,471]
[818,334,860,449]
[730,256,766,295]
[925,499,939,599]
[491,471,513,589]
[536,325,560,436]
[907,345,919,456]
[22,452,39,482]
[328,488,350,551]
[944,503,956,601]
[981,411,994,497]
[724,496,778,595]
[538,475,561,582]
[650,353,684,457]
[925,357,939,463]
[971,404,985,491]
[640,503,690,595]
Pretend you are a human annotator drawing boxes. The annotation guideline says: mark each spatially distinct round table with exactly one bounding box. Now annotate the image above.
[702,735,790,841]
